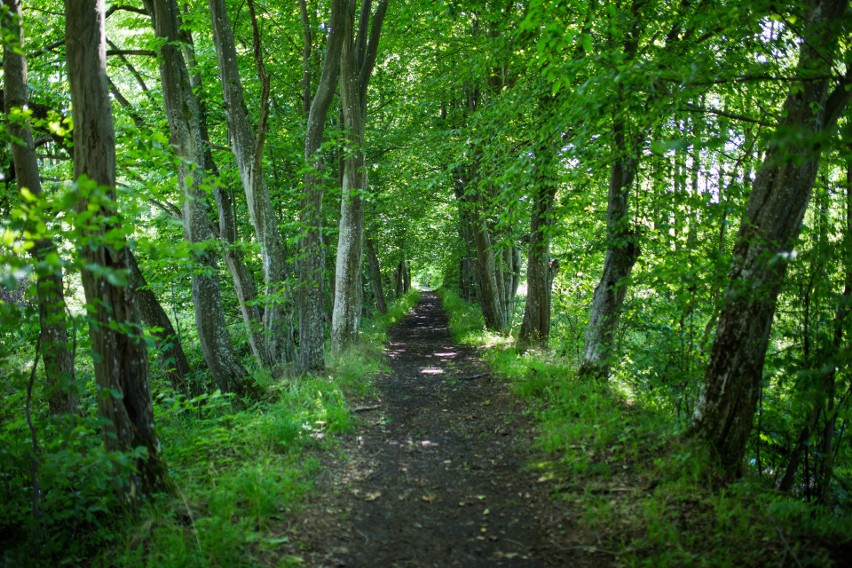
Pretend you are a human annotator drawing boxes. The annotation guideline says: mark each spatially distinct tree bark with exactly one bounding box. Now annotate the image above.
[64,0,167,500]
[144,0,249,395]
[366,237,388,314]
[579,119,640,379]
[331,0,389,354]
[3,0,77,415]
[298,0,346,372]
[127,250,192,394]
[208,0,293,366]
[178,25,269,370]
[519,140,559,348]
[689,0,850,478]
[819,166,852,504]
[471,198,507,331]
[453,170,478,302]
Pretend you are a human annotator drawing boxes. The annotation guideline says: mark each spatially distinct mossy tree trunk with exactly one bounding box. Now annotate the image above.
[65,0,167,500]
[298,0,346,372]
[145,0,249,395]
[208,0,294,367]
[3,0,77,414]
[331,0,389,354]
[689,0,851,478]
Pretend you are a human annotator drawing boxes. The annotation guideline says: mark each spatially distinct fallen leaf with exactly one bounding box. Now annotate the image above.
[364,491,382,501]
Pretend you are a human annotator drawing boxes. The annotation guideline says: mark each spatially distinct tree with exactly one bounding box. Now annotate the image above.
[208,0,294,367]
[298,0,346,372]
[144,0,250,395]
[128,250,192,394]
[689,0,851,477]
[519,117,560,348]
[3,0,76,414]
[64,0,167,500]
[179,21,270,371]
[331,0,389,353]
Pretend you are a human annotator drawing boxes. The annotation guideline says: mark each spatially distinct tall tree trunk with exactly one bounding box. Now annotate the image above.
[331,0,389,353]
[64,0,167,500]
[298,0,346,372]
[819,166,852,504]
[499,246,520,326]
[453,171,478,302]
[145,0,249,395]
[579,119,640,379]
[212,179,268,369]
[403,260,411,293]
[3,0,77,415]
[128,250,192,394]
[471,196,507,331]
[689,0,850,478]
[366,237,388,314]
[519,141,559,348]
[179,25,268,370]
[208,0,293,366]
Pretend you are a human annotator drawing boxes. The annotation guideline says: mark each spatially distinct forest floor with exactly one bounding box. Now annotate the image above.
[275,292,606,567]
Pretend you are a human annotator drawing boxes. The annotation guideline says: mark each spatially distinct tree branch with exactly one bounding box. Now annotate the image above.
[299,0,313,116]
[825,61,852,128]
[679,102,775,126]
[106,39,155,100]
[147,198,181,219]
[358,0,389,103]
[246,0,270,175]
[107,49,156,57]
[354,0,373,70]
[105,4,148,18]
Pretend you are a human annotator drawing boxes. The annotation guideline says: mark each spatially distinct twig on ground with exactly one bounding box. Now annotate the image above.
[457,372,488,381]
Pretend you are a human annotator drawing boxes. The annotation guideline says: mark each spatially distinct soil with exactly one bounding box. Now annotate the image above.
[280,292,607,567]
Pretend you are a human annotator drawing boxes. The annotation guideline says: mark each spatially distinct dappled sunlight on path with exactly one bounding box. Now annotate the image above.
[283,292,603,567]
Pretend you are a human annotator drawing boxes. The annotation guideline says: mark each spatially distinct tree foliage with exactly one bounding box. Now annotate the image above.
[1,0,851,563]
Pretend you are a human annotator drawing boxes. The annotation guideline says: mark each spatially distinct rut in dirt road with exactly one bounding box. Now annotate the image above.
[325,292,592,567]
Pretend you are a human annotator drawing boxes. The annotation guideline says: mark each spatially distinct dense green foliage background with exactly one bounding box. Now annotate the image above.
[1,0,850,564]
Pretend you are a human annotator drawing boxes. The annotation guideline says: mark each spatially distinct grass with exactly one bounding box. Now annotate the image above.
[438,287,852,567]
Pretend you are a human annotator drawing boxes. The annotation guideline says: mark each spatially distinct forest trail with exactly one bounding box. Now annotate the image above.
[280,292,604,567]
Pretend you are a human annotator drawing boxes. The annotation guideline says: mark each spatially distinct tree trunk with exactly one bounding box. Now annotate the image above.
[394,259,404,298]
[3,0,77,415]
[208,0,293,366]
[331,94,366,351]
[331,0,389,354]
[819,167,852,504]
[472,203,507,331]
[178,26,268,370]
[145,0,249,395]
[519,147,559,348]
[366,237,388,314]
[127,250,192,394]
[64,0,167,500]
[453,171,478,302]
[298,0,346,372]
[689,0,850,478]
[500,246,520,326]
[579,119,640,379]
[213,181,268,369]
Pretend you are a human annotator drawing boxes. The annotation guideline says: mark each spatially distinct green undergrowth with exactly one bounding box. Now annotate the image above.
[438,287,852,567]
[84,290,420,568]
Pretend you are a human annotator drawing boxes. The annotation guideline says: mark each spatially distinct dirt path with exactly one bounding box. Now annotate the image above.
[283,292,602,567]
